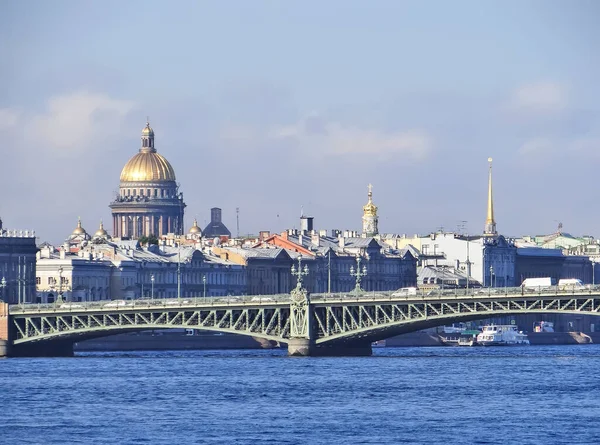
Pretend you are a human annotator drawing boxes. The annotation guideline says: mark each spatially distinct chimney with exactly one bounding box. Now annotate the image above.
[311,232,320,246]
[300,216,314,234]
[338,236,345,248]
[59,249,66,259]
[281,231,288,240]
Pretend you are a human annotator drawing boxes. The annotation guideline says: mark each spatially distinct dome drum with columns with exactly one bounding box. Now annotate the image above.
[109,122,186,239]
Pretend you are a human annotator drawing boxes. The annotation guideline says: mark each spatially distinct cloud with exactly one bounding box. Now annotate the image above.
[519,137,556,156]
[0,108,20,131]
[509,81,567,114]
[27,91,135,155]
[270,115,432,160]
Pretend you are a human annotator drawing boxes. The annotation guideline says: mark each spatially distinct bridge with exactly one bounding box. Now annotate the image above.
[3,285,600,357]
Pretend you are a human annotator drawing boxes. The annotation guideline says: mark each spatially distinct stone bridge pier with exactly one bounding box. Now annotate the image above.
[1,303,74,357]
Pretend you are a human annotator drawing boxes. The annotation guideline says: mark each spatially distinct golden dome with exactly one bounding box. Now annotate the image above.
[94,220,108,238]
[141,122,154,136]
[72,217,87,236]
[120,122,176,182]
[363,184,378,217]
[120,151,176,182]
[189,218,201,234]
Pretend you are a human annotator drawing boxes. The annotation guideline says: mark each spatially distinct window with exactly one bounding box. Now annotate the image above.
[36,277,41,285]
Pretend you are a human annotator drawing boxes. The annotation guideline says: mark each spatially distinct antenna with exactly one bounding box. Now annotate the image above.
[236,207,240,238]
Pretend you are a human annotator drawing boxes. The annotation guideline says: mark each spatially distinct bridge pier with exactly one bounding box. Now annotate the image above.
[287,338,313,356]
[287,339,372,357]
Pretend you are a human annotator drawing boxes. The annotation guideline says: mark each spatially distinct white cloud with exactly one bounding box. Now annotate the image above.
[28,91,135,155]
[510,81,567,113]
[0,108,20,131]
[519,137,556,156]
[270,116,432,160]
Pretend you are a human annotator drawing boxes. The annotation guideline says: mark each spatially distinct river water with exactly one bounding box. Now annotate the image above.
[1,345,599,444]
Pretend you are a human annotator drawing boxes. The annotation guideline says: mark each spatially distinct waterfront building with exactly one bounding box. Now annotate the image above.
[212,246,294,295]
[202,208,232,239]
[253,225,417,293]
[36,235,246,302]
[36,244,113,303]
[110,122,186,238]
[0,219,37,304]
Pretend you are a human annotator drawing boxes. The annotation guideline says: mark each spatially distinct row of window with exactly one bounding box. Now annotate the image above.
[121,188,175,198]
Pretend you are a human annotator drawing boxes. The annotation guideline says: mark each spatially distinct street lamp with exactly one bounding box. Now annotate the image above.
[489,265,494,288]
[151,274,155,299]
[350,255,367,294]
[56,266,64,304]
[0,277,6,303]
[202,275,206,300]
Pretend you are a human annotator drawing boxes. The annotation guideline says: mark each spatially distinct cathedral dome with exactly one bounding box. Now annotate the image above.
[119,122,176,183]
[120,152,176,182]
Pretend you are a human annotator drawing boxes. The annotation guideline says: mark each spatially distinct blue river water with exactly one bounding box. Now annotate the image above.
[2,345,600,445]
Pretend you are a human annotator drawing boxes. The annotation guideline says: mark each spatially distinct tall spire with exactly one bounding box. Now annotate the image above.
[484,157,497,237]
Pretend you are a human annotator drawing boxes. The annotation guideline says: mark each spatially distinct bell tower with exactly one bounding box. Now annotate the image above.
[362,184,379,237]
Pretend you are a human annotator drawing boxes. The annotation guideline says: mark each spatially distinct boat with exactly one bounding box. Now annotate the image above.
[476,325,530,346]
[371,340,386,348]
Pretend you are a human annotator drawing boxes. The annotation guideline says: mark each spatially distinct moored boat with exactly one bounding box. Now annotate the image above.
[476,325,530,346]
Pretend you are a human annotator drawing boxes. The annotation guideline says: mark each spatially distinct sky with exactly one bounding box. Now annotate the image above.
[1,0,599,244]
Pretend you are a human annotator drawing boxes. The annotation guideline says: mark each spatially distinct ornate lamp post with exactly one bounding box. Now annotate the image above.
[0,277,6,303]
[202,275,206,300]
[489,265,494,288]
[291,255,309,290]
[151,274,155,299]
[350,255,367,294]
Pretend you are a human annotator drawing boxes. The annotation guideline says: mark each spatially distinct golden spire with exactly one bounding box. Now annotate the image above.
[484,157,497,236]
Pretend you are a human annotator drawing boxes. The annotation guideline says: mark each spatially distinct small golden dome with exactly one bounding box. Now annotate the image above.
[94,220,108,238]
[120,151,176,182]
[141,122,154,136]
[189,218,201,234]
[72,217,87,236]
[363,184,378,217]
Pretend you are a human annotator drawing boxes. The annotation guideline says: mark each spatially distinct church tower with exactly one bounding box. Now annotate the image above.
[483,157,497,238]
[362,184,379,237]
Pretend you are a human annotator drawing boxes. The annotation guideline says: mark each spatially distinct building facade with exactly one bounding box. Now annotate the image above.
[0,222,38,304]
[110,122,186,238]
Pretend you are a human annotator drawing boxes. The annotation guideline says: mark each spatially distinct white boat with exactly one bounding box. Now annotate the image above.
[476,325,530,346]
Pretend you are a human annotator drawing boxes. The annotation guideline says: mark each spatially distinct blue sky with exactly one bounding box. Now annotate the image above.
[1,1,599,243]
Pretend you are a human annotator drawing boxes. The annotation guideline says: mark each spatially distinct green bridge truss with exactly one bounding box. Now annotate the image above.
[7,286,600,355]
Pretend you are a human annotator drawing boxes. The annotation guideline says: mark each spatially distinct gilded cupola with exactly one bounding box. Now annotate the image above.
[72,217,87,236]
[119,122,177,183]
[189,218,202,234]
[94,220,109,238]
[362,184,378,217]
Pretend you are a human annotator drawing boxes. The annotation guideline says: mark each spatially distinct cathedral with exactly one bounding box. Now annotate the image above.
[109,122,186,238]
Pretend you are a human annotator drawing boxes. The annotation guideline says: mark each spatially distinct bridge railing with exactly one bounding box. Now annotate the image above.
[8,293,292,314]
[10,284,600,314]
